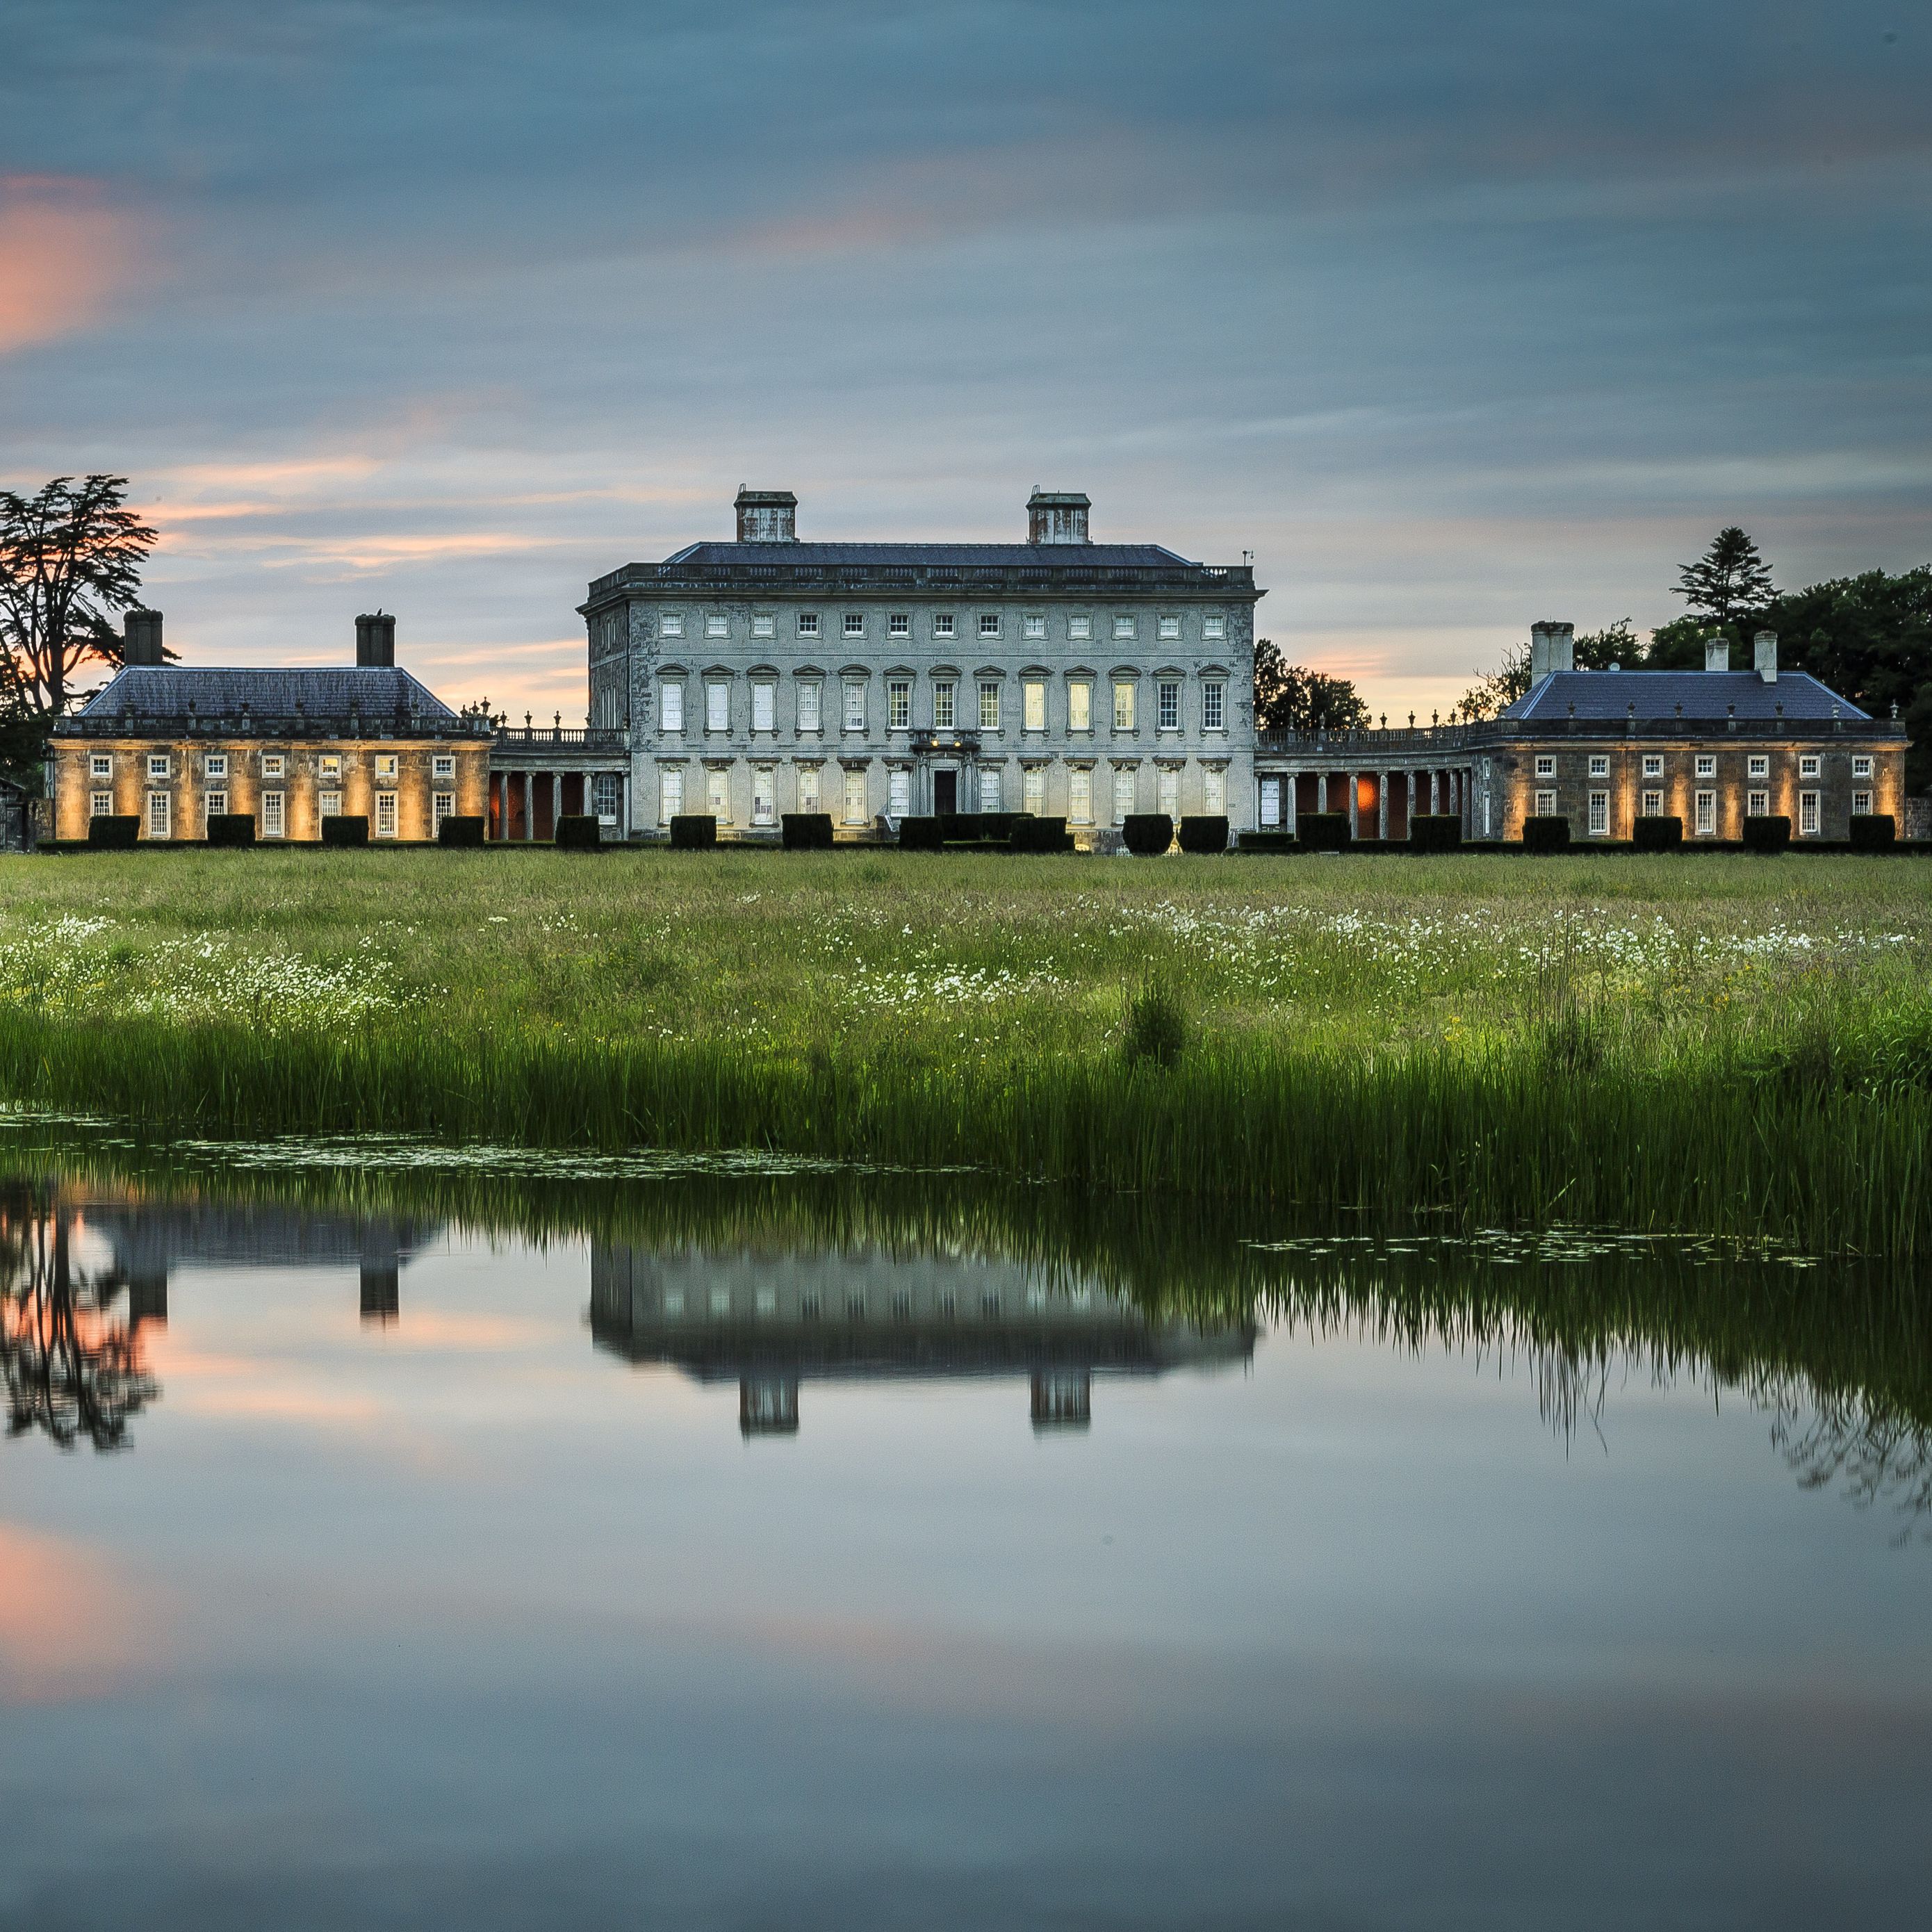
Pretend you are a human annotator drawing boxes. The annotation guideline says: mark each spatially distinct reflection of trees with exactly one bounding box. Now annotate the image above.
[1,1193,158,1452]
[1773,1396,1932,1547]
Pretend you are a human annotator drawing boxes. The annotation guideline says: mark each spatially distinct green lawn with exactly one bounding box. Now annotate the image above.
[0,849,1927,1250]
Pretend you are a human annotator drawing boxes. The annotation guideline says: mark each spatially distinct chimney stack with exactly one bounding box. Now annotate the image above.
[122,608,164,666]
[1529,621,1573,682]
[1704,633,1730,673]
[1027,489,1091,545]
[734,488,797,543]
[1754,630,1778,683]
[355,612,396,667]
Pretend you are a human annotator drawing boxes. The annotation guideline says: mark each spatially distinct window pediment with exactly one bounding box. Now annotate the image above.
[701,664,736,680]
[1063,664,1097,681]
[1108,665,1141,681]
[792,664,825,679]
[927,664,961,680]
[972,664,1006,680]
[1018,664,1051,680]
[657,663,689,678]
[838,662,871,679]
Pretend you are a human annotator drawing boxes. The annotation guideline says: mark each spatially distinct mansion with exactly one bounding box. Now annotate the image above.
[575,487,1263,837]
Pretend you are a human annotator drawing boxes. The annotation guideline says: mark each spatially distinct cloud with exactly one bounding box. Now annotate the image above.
[0,174,148,353]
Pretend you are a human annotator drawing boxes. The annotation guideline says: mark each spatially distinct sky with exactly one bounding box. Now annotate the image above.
[2,0,1928,723]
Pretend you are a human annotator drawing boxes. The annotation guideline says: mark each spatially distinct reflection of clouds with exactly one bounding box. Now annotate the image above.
[0,1525,153,1705]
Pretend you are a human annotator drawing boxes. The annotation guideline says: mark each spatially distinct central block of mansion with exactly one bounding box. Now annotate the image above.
[577,488,1264,836]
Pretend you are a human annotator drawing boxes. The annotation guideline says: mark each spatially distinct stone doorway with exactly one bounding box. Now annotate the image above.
[934,769,958,815]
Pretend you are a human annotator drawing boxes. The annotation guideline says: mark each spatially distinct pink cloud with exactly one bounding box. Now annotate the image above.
[0,174,148,354]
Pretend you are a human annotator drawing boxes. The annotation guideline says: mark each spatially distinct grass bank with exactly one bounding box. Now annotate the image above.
[1,849,1930,1252]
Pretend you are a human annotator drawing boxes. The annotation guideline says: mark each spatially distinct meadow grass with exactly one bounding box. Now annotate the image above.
[0,848,1928,1251]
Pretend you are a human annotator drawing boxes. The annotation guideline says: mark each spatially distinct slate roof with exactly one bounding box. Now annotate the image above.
[67,665,458,724]
[659,541,1200,569]
[1503,669,1865,723]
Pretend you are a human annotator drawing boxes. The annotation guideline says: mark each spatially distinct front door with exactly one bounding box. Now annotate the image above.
[934,769,958,815]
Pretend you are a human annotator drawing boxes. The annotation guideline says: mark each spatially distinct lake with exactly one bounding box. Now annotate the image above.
[2,1133,1929,1929]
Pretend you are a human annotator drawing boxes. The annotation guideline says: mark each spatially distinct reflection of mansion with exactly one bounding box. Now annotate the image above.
[589,1243,1255,1436]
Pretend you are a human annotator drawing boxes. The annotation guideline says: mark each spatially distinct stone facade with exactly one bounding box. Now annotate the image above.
[578,488,1263,840]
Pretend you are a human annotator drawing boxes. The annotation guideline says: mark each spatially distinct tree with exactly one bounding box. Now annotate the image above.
[1673,526,1773,626]
[0,475,158,721]
[1252,639,1370,733]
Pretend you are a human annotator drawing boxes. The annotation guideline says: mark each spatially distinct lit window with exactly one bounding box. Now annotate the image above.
[1799,790,1819,835]
[888,767,910,816]
[432,755,454,779]
[1202,682,1225,732]
[1642,754,1663,778]
[205,753,229,779]
[148,754,170,780]
[979,613,1000,638]
[797,682,821,732]
[1694,790,1715,836]
[146,791,170,839]
[707,768,730,822]
[1113,682,1136,732]
[1852,755,1872,778]
[978,767,1001,811]
[1800,755,1820,778]
[797,765,820,812]
[1588,792,1609,835]
[933,614,955,639]
[662,682,684,732]
[660,768,684,822]
[706,681,729,732]
[844,612,865,638]
[90,754,112,779]
[887,680,910,730]
[1113,616,1135,641]
[889,613,910,637]
[752,767,775,826]
[319,789,342,817]
[1024,614,1045,640]
[1156,680,1180,730]
[842,768,867,824]
[706,614,728,639]
[843,682,866,732]
[752,681,775,732]
[1695,755,1715,778]
[1203,616,1225,641]
[373,792,395,838]
[797,612,819,637]
[1853,789,1872,815]
[262,754,285,778]
[1068,616,1091,641]
[1159,615,1180,641]
[1534,755,1555,778]
[1023,767,1045,814]
[1069,768,1092,824]
[1534,789,1557,817]
[1642,789,1663,817]
[1068,680,1091,731]
[662,614,683,639]
[933,681,956,730]
[90,790,113,817]
[433,791,455,828]
[1747,789,1769,817]
[1022,680,1046,731]
[1203,767,1225,815]
[1115,769,1138,822]
[1748,755,1768,778]
[752,614,775,639]
[979,681,1000,731]
[1587,755,1608,778]
[375,754,398,780]
[204,789,228,822]
[320,754,342,780]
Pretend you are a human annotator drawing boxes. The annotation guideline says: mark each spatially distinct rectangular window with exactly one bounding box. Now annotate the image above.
[979,612,1000,638]
[1800,755,1820,778]
[433,790,454,830]
[1747,789,1769,817]
[979,681,1000,732]
[1022,680,1046,731]
[1113,682,1136,732]
[90,754,112,779]
[591,773,620,822]
[1642,755,1663,778]
[1587,791,1609,835]
[1534,755,1555,778]
[888,767,911,816]
[1067,680,1091,731]
[319,789,342,818]
[1024,614,1046,640]
[1853,789,1872,816]
[1068,615,1091,641]
[660,767,684,822]
[373,792,395,839]
[90,789,113,817]
[1258,775,1280,828]
[752,767,775,826]
[147,791,170,839]
[1203,767,1225,815]
[933,681,956,730]
[1642,789,1663,817]
[1068,768,1092,824]
[1695,755,1715,778]
[796,681,821,733]
[933,613,955,639]
[1157,767,1180,819]
[662,682,684,732]
[889,612,910,638]
[887,680,910,730]
[1587,755,1608,778]
[842,769,867,824]
[1694,790,1716,836]
[752,681,775,732]
[706,614,728,639]
[978,767,1001,812]
[707,768,730,822]
[662,614,683,639]
[844,612,865,638]
[148,754,171,780]
[1799,791,1819,835]
[268,754,293,779]
[1748,755,1769,778]
[1853,755,1872,778]
[706,681,729,732]
[320,753,343,780]
[205,753,229,780]
[432,755,455,779]
[1204,616,1225,641]
[204,788,228,822]
[797,612,819,637]
[1156,680,1180,731]
[843,682,866,732]
[1535,788,1557,817]
[374,754,397,780]
[1113,616,1136,642]
[1202,682,1225,732]
[1158,615,1180,641]
[1115,768,1139,822]
[752,614,775,639]
[1022,767,1045,814]
[797,765,820,812]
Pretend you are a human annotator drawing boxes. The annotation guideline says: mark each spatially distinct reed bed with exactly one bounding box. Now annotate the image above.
[1,849,1929,1252]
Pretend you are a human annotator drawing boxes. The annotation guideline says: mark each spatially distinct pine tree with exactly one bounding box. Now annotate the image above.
[1673,527,1773,625]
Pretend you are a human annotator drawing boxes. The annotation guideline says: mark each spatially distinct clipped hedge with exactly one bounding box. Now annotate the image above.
[87,815,140,850]
[206,813,256,849]
[1633,815,1684,852]
[781,812,835,851]
[1297,812,1351,853]
[897,815,944,851]
[1122,814,1173,856]
[1849,813,1897,851]
[555,814,601,849]
[1009,814,1073,853]
[1408,814,1461,853]
[1521,815,1570,853]
[669,814,717,850]
[939,812,1022,844]
[437,814,486,847]
[1236,830,1295,853]
[321,814,370,849]
[1178,815,1229,854]
[1743,814,1791,854]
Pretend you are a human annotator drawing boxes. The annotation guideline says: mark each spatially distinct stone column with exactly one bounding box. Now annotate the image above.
[1284,767,1297,833]
[551,770,561,839]
[523,772,534,841]
[1348,773,1359,838]
[1377,773,1389,840]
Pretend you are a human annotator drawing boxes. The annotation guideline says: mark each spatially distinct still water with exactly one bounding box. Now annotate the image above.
[2,1145,1929,1930]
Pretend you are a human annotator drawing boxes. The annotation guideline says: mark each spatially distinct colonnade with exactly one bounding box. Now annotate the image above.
[1260,765,1474,837]
[488,769,623,841]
